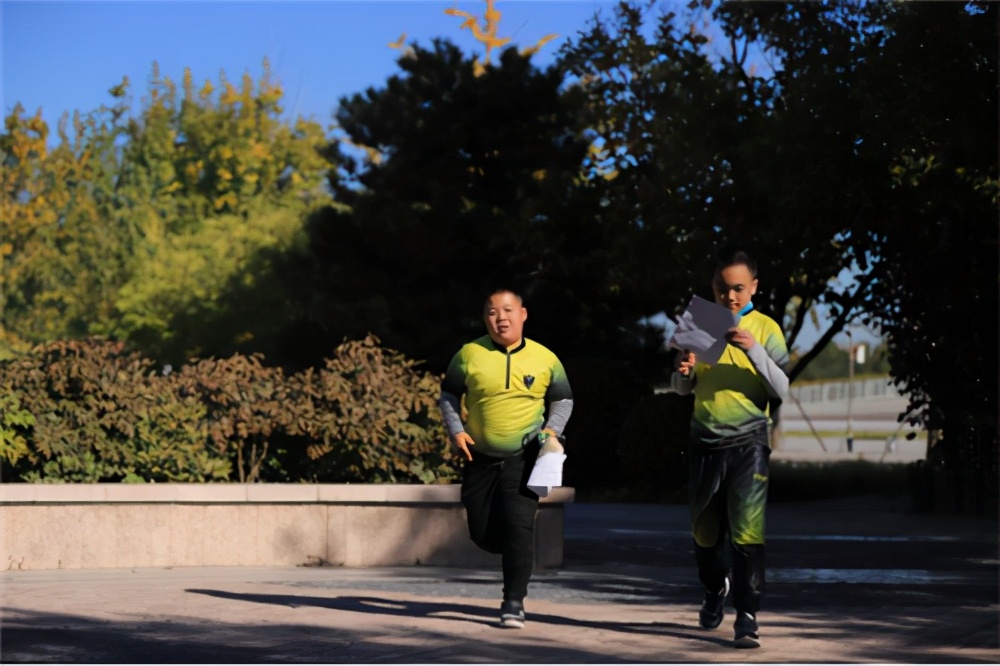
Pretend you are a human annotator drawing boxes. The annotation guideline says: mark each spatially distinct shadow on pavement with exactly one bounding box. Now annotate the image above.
[2,603,707,664]
[186,588,730,647]
[1,606,353,663]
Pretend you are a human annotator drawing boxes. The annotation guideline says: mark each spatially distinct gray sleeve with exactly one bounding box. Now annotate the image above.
[745,343,789,398]
[438,391,466,440]
[670,370,696,395]
[543,398,573,436]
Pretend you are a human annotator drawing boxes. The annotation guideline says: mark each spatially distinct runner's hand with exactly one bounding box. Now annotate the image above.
[452,432,475,461]
[676,350,697,376]
[725,327,756,351]
[539,437,564,457]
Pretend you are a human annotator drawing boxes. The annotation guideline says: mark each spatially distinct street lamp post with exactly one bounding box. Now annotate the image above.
[845,328,869,454]
[846,328,854,453]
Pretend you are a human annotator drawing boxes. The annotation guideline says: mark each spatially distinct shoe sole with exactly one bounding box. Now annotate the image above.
[699,616,723,630]
[734,635,760,649]
[500,617,525,629]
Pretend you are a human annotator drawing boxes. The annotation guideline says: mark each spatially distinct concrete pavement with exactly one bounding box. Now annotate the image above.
[1,496,997,663]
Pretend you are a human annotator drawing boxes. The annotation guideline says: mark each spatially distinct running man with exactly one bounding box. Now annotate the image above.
[438,288,573,628]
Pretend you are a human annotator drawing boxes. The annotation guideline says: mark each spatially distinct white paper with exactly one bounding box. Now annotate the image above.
[668,295,739,365]
[527,453,566,497]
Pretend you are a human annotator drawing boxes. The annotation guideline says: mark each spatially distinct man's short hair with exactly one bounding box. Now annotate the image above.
[483,288,524,309]
[715,248,758,279]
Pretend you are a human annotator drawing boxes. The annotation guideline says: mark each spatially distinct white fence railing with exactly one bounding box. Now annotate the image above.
[789,376,902,405]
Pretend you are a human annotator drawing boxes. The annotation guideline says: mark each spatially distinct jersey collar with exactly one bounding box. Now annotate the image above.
[737,301,755,317]
[490,338,526,354]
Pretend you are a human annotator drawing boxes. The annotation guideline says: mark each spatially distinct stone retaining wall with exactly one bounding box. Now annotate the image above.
[0,484,573,571]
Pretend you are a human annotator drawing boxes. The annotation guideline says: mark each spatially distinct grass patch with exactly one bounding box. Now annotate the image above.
[781,429,927,442]
[782,430,924,441]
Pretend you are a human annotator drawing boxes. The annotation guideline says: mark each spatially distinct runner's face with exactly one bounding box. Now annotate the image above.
[713,264,758,314]
[483,292,527,348]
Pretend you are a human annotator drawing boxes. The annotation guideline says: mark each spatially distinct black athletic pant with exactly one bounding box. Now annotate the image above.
[461,448,539,602]
[689,424,770,615]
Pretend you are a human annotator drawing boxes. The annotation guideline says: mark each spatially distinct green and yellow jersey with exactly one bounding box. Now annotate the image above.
[440,335,573,456]
[674,309,789,444]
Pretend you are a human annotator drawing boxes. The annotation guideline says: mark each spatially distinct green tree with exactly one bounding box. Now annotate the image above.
[855,2,997,513]
[702,1,996,512]
[284,40,597,372]
[557,2,734,330]
[1,104,55,355]
[555,1,995,502]
[558,2,901,380]
[113,206,307,364]
[106,61,330,365]
[0,62,333,365]
[1,94,133,355]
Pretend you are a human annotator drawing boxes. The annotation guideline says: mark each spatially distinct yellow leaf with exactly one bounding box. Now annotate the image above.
[482,35,511,50]
[522,33,559,56]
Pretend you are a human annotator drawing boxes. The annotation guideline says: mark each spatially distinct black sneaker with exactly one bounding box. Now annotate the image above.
[698,577,729,629]
[499,599,525,628]
[733,611,760,648]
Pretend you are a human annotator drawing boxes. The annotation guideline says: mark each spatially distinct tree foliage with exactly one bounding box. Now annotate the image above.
[1,2,994,510]
[558,1,995,511]
[1,61,330,365]
[1,100,132,352]
[557,1,897,372]
[301,40,599,373]
[851,2,997,513]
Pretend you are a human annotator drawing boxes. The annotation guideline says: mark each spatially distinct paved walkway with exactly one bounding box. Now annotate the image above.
[2,497,997,663]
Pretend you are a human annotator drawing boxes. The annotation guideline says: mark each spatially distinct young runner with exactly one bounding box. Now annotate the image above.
[671,250,789,648]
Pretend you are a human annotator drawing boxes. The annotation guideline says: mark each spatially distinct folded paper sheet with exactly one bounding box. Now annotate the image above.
[667,295,740,365]
[527,452,566,498]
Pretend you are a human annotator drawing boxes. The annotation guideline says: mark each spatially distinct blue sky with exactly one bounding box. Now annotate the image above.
[3,0,622,131]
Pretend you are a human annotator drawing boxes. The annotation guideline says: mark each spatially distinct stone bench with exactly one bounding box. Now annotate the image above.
[0,484,574,571]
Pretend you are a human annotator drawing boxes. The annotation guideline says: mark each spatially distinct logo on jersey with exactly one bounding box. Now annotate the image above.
[523,375,535,388]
